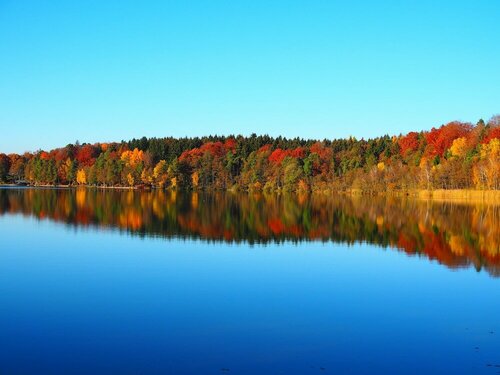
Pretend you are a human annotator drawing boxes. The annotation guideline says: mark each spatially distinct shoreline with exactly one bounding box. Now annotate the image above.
[1,184,499,203]
[342,188,500,203]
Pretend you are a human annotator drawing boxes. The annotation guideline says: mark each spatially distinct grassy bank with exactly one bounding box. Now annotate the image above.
[413,189,500,204]
[335,188,500,204]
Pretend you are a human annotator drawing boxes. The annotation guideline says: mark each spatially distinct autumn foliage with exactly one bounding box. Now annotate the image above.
[398,132,420,156]
[1,115,499,191]
[424,122,472,157]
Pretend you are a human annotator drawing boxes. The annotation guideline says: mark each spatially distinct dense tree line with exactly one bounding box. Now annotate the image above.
[1,116,499,191]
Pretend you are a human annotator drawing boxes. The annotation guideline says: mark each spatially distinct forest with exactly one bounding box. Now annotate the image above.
[1,116,499,192]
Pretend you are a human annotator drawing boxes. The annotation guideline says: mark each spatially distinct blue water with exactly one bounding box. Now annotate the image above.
[1,214,499,374]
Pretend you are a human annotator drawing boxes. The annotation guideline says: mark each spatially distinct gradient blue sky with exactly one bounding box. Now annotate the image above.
[1,0,499,153]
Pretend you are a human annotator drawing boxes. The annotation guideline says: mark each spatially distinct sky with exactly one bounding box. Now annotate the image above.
[0,0,499,154]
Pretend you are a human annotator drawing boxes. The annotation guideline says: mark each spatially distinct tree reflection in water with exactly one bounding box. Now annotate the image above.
[1,188,499,277]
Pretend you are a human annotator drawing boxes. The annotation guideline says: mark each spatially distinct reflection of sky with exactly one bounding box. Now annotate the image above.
[0,215,499,374]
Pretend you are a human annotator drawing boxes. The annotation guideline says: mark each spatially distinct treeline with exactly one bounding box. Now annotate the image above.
[1,115,499,192]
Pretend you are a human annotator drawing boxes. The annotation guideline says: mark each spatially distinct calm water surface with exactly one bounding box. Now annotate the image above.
[0,188,499,374]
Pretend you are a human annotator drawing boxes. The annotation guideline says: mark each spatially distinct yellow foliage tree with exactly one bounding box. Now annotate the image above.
[121,148,144,167]
[126,173,135,186]
[480,138,500,159]
[141,169,153,184]
[418,157,433,190]
[450,137,468,157]
[153,160,168,183]
[76,169,87,185]
[479,139,500,189]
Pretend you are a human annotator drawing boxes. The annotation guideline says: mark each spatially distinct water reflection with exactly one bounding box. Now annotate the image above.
[1,187,499,276]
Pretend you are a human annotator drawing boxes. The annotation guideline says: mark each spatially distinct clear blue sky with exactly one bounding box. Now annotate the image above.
[1,0,499,153]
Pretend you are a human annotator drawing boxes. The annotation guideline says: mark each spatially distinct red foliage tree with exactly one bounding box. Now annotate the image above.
[268,149,289,165]
[54,148,70,162]
[424,122,472,156]
[39,151,50,160]
[483,127,500,144]
[179,141,228,164]
[75,145,97,166]
[398,132,420,156]
[199,141,226,158]
[224,138,237,153]
[310,142,331,160]
[268,147,305,165]
[290,147,306,159]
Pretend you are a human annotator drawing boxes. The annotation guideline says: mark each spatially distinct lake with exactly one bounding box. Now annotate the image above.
[0,187,499,374]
